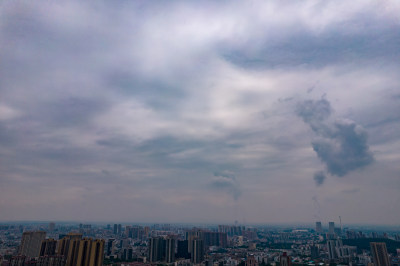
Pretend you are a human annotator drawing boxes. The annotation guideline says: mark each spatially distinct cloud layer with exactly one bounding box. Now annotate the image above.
[0,0,399,224]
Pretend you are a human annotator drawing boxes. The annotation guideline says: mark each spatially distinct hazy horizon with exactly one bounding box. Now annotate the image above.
[0,1,399,225]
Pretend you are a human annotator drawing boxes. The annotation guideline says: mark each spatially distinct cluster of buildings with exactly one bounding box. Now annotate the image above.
[1,231,104,266]
[0,222,399,266]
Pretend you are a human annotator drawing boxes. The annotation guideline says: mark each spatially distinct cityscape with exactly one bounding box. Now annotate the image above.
[1,1,399,266]
[0,221,399,265]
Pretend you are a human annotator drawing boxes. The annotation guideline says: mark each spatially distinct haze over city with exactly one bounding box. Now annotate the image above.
[0,1,399,225]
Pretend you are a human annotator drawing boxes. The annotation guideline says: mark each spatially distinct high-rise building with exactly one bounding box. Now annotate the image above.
[122,248,133,261]
[19,231,47,258]
[186,230,202,254]
[191,239,204,264]
[201,231,228,248]
[88,239,105,266]
[315,222,322,233]
[327,240,337,260]
[176,240,190,259]
[280,252,291,266]
[165,237,176,263]
[65,238,104,266]
[149,237,166,263]
[370,242,390,266]
[113,224,118,235]
[40,239,57,256]
[57,233,83,257]
[117,224,122,235]
[329,222,335,235]
[49,222,55,232]
[335,239,349,259]
[311,245,319,259]
[106,238,115,256]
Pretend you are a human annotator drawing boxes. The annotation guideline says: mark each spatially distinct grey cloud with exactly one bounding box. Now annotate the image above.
[296,98,333,137]
[223,22,400,69]
[298,99,374,178]
[313,171,326,186]
[296,98,331,123]
[209,171,241,201]
[312,119,374,176]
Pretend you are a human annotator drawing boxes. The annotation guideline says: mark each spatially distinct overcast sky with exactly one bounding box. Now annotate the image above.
[1,0,399,225]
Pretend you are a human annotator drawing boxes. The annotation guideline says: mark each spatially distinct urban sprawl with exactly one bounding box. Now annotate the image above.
[0,222,399,266]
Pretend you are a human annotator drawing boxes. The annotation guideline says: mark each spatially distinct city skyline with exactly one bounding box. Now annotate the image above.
[0,1,399,224]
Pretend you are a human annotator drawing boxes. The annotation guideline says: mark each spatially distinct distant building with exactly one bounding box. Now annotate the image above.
[370,242,390,266]
[147,236,176,263]
[122,248,133,261]
[246,255,258,266]
[311,245,319,259]
[280,252,291,266]
[19,231,47,258]
[49,222,55,232]
[201,231,228,248]
[149,237,166,263]
[328,222,335,235]
[106,238,115,256]
[327,240,337,260]
[166,237,176,263]
[315,222,322,233]
[191,239,204,264]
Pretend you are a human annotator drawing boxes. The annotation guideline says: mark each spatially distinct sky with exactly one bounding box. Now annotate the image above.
[0,0,399,225]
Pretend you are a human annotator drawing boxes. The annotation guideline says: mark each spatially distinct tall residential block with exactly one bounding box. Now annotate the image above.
[40,239,57,256]
[370,242,390,266]
[191,239,204,264]
[65,238,104,266]
[328,222,335,235]
[57,233,83,257]
[165,237,176,263]
[177,240,190,259]
[118,224,122,235]
[280,252,291,266]
[19,231,47,258]
[315,222,322,233]
[327,240,337,260]
[149,237,166,263]
[49,222,55,232]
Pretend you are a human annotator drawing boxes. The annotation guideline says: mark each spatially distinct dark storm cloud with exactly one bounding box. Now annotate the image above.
[209,171,241,201]
[297,99,374,178]
[313,171,326,186]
